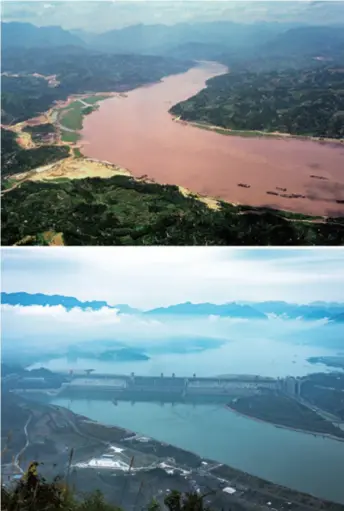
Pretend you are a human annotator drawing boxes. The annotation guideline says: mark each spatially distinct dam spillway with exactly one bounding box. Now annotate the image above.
[48,373,279,400]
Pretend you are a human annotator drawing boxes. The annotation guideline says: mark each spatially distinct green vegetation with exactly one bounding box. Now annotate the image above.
[59,101,94,131]
[229,394,344,438]
[1,129,70,178]
[1,46,192,124]
[1,464,209,511]
[60,130,80,144]
[82,95,109,105]
[74,148,83,158]
[2,176,344,246]
[171,66,344,139]
[1,75,60,125]
[1,393,31,465]
[302,373,344,420]
[1,177,18,190]
[23,123,56,144]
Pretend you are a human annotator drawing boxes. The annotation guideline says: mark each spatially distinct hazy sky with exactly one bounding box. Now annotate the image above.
[2,1,344,32]
[2,248,344,307]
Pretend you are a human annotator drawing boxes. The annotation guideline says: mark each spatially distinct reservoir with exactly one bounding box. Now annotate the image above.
[29,333,334,378]
[81,61,344,217]
[50,397,344,504]
[30,331,343,501]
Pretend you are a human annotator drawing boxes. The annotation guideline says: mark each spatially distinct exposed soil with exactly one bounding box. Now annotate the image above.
[81,61,344,217]
[27,157,131,182]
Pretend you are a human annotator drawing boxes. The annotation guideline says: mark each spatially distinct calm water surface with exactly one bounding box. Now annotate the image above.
[81,61,344,216]
[36,338,343,501]
[50,397,344,504]
[30,336,333,378]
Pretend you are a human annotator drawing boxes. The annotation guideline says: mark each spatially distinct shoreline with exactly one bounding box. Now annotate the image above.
[169,60,343,146]
[50,402,344,506]
[79,64,344,217]
[3,153,344,226]
[3,63,344,219]
[172,116,344,146]
[226,404,344,443]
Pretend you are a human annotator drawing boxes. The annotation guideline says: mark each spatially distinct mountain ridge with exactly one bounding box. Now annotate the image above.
[2,292,344,321]
[1,21,84,48]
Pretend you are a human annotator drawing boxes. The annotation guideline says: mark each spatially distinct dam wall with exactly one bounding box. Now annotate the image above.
[52,374,278,399]
[13,373,280,401]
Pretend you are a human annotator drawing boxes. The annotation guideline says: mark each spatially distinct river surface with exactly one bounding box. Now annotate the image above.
[81,61,344,216]
[50,397,344,504]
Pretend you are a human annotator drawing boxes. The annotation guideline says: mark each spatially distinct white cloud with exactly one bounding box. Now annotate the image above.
[2,248,344,308]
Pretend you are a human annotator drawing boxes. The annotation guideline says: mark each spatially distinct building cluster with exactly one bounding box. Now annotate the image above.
[278,377,302,397]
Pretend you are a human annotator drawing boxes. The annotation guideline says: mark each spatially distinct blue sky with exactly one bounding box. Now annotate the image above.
[2,248,344,307]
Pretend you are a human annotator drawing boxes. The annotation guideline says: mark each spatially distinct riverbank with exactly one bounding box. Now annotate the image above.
[80,62,344,217]
[172,117,344,146]
[226,403,344,442]
[4,61,344,218]
[45,395,344,504]
[8,394,344,509]
[3,157,344,245]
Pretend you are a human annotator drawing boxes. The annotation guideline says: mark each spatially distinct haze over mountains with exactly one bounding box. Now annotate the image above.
[2,292,344,322]
[3,1,344,31]
[2,19,344,61]
[1,21,83,49]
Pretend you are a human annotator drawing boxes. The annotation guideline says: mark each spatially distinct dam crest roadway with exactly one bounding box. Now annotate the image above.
[15,372,296,400]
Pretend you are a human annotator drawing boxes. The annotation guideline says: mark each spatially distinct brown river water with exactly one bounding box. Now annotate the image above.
[81,61,344,216]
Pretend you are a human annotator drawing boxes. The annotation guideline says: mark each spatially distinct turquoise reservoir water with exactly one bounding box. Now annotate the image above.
[50,397,344,504]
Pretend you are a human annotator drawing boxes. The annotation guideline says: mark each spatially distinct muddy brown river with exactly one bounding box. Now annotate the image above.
[81,61,344,216]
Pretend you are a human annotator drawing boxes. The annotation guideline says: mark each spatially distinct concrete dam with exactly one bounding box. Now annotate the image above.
[34,373,280,401]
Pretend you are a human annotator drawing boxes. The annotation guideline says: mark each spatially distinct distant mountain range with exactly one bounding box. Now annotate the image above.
[251,301,344,321]
[1,292,140,315]
[2,292,344,322]
[73,21,290,56]
[1,21,84,48]
[3,1,344,32]
[145,302,267,320]
[0,20,287,55]
[2,20,344,66]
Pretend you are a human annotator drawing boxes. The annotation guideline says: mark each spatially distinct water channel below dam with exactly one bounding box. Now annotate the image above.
[50,397,344,504]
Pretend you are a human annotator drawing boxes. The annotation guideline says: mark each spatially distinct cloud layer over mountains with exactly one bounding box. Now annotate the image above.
[3,1,344,32]
[2,248,343,362]
[2,293,343,355]
[2,248,344,308]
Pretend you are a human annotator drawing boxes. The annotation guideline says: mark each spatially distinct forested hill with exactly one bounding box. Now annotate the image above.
[222,25,344,72]
[170,66,344,139]
[168,25,344,139]
[1,46,193,124]
[1,129,70,178]
[3,176,344,246]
